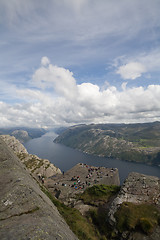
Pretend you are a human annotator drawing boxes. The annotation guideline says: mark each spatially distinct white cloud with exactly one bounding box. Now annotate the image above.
[32,58,77,99]
[1,1,160,128]
[1,58,160,128]
[41,56,50,66]
[115,49,160,80]
[116,62,146,80]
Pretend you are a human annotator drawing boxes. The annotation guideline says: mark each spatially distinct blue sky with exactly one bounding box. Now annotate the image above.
[0,0,160,128]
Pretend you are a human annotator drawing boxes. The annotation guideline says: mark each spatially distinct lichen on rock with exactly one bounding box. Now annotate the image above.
[0,135,62,178]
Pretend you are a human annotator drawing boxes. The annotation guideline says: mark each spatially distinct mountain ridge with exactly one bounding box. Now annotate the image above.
[54,122,160,166]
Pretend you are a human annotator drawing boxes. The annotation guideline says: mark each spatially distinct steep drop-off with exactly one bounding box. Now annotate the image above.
[0,137,78,240]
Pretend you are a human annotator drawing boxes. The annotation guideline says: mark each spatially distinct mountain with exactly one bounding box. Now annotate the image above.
[11,130,31,143]
[0,127,47,143]
[1,135,160,240]
[54,122,160,166]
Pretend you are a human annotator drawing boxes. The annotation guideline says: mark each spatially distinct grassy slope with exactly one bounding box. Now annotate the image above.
[41,186,101,240]
[80,185,120,206]
[41,184,160,239]
[42,185,120,240]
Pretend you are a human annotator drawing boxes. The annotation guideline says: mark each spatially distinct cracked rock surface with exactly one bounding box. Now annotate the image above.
[108,172,160,225]
[0,138,78,240]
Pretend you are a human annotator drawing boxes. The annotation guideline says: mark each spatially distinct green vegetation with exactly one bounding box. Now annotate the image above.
[41,185,120,240]
[41,186,101,240]
[24,158,38,169]
[17,153,45,172]
[86,207,111,239]
[80,185,120,206]
[118,150,149,163]
[115,202,160,235]
[41,184,160,239]
[79,185,120,239]
[54,122,160,166]
[45,163,50,169]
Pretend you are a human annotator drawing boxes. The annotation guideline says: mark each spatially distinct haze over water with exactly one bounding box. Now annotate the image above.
[24,132,160,184]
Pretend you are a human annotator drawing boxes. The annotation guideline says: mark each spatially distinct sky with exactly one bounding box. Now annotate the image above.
[0,0,160,128]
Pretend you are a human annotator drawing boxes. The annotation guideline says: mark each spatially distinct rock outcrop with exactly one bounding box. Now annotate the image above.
[107,172,160,240]
[0,135,28,154]
[46,163,120,209]
[0,137,78,240]
[0,135,62,178]
[108,172,160,225]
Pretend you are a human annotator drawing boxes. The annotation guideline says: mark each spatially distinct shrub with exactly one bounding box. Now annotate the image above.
[138,218,154,234]
[115,202,160,235]
[80,185,120,205]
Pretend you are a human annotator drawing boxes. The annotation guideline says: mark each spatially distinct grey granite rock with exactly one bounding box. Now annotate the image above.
[0,138,78,240]
[0,135,62,178]
[108,172,160,226]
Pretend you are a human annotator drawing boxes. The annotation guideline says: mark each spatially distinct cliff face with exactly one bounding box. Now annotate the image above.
[109,172,160,225]
[0,137,78,240]
[0,135,28,154]
[108,172,160,240]
[0,135,62,178]
[11,130,31,143]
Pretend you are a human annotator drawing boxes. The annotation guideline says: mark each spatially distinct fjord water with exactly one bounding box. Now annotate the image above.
[24,132,160,184]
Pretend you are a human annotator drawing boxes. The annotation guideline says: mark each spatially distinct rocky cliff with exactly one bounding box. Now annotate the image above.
[0,137,78,240]
[0,135,62,178]
[108,172,160,240]
[11,129,31,143]
[109,172,160,224]
[1,135,160,240]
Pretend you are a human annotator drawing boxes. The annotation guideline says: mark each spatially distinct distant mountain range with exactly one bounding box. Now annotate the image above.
[0,127,67,143]
[0,127,47,143]
[54,122,160,166]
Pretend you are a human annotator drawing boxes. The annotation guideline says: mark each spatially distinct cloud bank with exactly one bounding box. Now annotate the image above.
[1,0,160,128]
[0,57,160,128]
